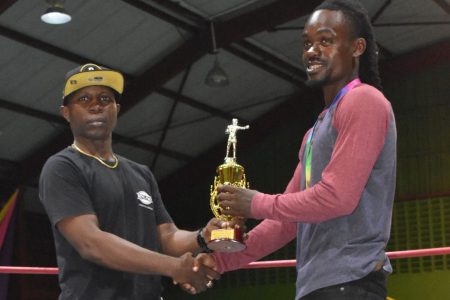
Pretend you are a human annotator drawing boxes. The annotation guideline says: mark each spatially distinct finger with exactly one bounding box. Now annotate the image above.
[180,283,192,289]
[184,285,197,295]
[219,199,233,209]
[226,209,238,217]
[217,184,238,193]
[204,267,221,280]
[219,205,231,216]
[220,204,238,216]
[207,218,221,227]
[216,191,231,202]
[198,254,217,270]
[192,257,203,272]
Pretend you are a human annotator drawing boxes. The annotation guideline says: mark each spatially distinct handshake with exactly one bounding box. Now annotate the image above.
[172,251,218,295]
[172,215,247,295]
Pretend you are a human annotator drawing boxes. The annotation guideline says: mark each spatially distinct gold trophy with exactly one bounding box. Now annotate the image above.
[209,118,249,252]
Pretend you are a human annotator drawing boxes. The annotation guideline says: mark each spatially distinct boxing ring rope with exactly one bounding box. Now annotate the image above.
[1,247,450,275]
[243,247,450,269]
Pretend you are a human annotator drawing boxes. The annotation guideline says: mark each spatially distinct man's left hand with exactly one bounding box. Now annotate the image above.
[216,184,258,219]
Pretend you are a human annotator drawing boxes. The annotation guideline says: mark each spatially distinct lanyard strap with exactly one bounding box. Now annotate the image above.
[304,78,361,188]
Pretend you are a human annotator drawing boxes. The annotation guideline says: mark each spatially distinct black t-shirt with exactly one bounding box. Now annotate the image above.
[39,146,172,300]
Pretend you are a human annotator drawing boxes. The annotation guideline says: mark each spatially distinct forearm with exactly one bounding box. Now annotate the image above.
[252,181,359,223]
[213,219,296,273]
[160,229,199,257]
[78,229,180,277]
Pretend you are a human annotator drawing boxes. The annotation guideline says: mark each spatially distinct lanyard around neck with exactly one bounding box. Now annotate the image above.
[304,78,361,188]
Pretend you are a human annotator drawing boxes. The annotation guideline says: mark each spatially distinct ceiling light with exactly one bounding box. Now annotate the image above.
[41,0,71,25]
[204,22,230,87]
[205,55,230,87]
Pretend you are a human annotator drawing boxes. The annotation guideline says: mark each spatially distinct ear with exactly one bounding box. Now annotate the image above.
[116,103,121,114]
[60,105,70,123]
[352,37,366,58]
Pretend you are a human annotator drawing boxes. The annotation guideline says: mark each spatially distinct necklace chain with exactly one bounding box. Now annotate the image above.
[71,144,119,169]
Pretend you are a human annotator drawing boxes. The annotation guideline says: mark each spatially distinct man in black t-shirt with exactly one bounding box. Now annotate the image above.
[39,63,219,299]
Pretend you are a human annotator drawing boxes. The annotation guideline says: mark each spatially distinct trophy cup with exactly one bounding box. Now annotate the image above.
[209,118,249,252]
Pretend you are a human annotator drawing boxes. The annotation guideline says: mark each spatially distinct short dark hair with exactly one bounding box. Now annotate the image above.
[315,0,382,91]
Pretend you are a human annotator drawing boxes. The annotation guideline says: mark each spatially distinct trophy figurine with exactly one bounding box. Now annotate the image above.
[209,118,249,252]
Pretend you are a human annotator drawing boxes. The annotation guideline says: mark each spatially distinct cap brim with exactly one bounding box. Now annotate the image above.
[63,70,124,98]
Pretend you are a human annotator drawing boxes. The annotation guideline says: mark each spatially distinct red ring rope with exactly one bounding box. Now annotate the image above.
[1,247,449,274]
[244,246,450,269]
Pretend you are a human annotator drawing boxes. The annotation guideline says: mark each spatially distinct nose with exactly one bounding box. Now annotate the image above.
[88,98,104,113]
[306,42,320,56]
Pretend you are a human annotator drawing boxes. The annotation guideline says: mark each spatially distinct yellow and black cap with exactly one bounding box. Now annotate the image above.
[62,63,124,104]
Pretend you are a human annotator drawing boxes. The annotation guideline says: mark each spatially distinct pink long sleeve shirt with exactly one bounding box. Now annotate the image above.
[214,83,397,299]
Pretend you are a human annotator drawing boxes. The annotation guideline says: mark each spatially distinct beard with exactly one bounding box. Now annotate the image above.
[304,72,331,88]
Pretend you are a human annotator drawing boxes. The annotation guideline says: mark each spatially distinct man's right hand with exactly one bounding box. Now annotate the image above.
[171,252,220,294]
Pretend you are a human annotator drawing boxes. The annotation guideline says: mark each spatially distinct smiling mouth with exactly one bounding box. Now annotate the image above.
[306,64,325,73]
[87,120,106,126]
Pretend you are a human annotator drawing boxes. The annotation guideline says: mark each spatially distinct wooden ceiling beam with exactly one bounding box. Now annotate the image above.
[226,40,306,87]
[157,88,245,122]
[371,0,392,23]
[0,25,87,65]
[120,0,202,32]
[0,0,18,14]
[0,98,63,124]
[213,0,322,49]
[432,0,450,15]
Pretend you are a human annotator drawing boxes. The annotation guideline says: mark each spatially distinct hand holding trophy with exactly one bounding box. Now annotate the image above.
[209,119,249,252]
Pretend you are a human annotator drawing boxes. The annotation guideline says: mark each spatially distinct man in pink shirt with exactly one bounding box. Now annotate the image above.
[205,0,397,299]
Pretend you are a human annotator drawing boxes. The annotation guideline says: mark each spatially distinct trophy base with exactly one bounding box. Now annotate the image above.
[208,228,246,252]
[208,239,246,252]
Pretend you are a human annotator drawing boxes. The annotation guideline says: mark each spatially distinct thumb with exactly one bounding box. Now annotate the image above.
[198,254,217,270]
[192,257,202,272]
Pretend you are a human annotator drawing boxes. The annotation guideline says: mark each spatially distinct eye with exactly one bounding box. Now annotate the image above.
[303,40,312,51]
[99,95,114,104]
[321,37,332,46]
[77,96,89,102]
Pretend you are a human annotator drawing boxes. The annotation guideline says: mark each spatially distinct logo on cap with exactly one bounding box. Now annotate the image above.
[88,76,104,82]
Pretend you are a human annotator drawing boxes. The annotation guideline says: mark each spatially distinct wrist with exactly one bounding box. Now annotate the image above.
[196,228,213,253]
[162,255,179,279]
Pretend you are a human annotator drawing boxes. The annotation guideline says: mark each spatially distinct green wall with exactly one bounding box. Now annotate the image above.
[388,270,450,299]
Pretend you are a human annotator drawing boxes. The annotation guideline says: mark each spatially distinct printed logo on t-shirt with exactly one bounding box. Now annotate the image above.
[136,191,153,210]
